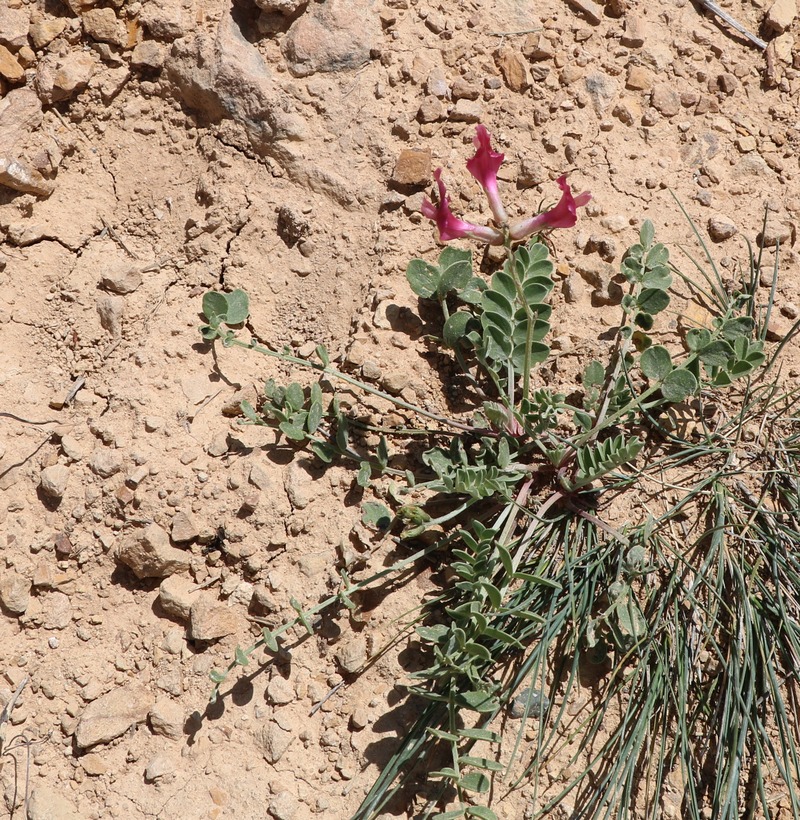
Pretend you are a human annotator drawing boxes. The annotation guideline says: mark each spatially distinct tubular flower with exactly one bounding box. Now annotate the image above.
[509,175,592,241]
[421,169,503,244]
[466,124,507,225]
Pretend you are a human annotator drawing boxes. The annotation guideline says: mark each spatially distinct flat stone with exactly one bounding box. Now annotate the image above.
[584,72,618,115]
[158,575,196,620]
[117,523,190,579]
[82,8,126,47]
[0,8,29,50]
[765,0,797,33]
[75,684,153,750]
[149,699,184,740]
[392,149,431,187]
[256,721,294,764]
[451,78,480,99]
[80,753,109,776]
[651,83,680,117]
[267,676,295,705]
[565,0,603,24]
[626,65,654,91]
[144,752,179,782]
[27,786,81,820]
[737,135,757,152]
[707,216,737,241]
[450,97,483,122]
[100,264,143,294]
[188,594,241,640]
[0,45,24,83]
[171,511,199,543]
[29,19,67,50]
[282,0,381,77]
[0,571,30,615]
[0,88,44,154]
[42,590,72,629]
[494,48,529,92]
[40,464,70,500]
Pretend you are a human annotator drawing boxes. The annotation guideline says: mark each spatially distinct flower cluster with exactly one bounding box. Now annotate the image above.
[421,125,591,245]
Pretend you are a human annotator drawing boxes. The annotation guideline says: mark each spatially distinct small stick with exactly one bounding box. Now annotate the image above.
[0,677,29,752]
[309,681,345,716]
[100,217,139,259]
[696,0,767,50]
[62,376,85,407]
[488,28,541,36]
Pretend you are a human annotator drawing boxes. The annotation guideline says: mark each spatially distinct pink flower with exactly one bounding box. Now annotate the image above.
[509,175,591,241]
[466,124,507,225]
[421,169,503,244]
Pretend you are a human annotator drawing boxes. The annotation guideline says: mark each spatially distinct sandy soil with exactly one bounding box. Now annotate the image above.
[1,0,799,817]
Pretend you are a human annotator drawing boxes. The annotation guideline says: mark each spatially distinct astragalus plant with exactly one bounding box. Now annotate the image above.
[200,125,800,820]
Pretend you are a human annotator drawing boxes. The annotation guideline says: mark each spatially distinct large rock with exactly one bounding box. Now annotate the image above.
[36,52,98,104]
[0,571,30,615]
[74,684,153,750]
[165,11,305,155]
[27,787,81,820]
[116,523,190,579]
[0,89,44,154]
[282,0,381,77]
[0,7,30,50]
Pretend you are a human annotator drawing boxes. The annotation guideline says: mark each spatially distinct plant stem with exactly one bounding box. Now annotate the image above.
[225,336,483,435]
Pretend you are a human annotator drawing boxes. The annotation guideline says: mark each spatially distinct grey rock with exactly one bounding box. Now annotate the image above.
[282,0,381,77]
[166,12,305,156]
[510,687,551,719]
[335,636,367,674]
[450,98,483,122]
[584,72,618,116]
[117,523,190,579]
[0,571,30,615]
[89,448,124,478]
[27,786,81,820]
[149,699,184,740]
[40,464,69,500]
[131,40,166,70]
[75,684,153,750]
